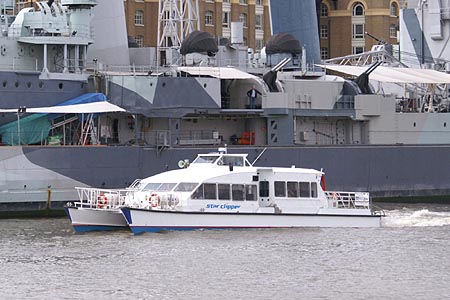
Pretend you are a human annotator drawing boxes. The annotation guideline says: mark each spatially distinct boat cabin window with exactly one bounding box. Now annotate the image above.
[311,182,318,198]
[245,185,257,201]
[272,180,318,199]
[218,184,231,200]
[299,182,310,198]
[274,181,286,197]
[192,183,257,201]
[287,181,299,197]
[174,182,198,192]
[141,183,163,191]
[232,184,245,200]
[219,156,244,167]
[259,181,269,197]
[193,155,220,164]
[192,183,217,200]
[157,183,177,192]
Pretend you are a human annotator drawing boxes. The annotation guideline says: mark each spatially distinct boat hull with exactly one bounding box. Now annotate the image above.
[121,208,382,234]
[65,206,128,232]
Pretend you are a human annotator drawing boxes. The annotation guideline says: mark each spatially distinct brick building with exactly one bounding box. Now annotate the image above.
[124,0,271,52]
[319,0,404,60]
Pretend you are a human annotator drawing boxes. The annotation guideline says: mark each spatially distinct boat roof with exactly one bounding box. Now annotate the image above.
[320,64,450,84]
[140,165,323,185]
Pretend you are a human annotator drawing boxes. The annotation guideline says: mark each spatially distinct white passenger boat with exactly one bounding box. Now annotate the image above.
[121,148,384,234]
[64,180,142,232]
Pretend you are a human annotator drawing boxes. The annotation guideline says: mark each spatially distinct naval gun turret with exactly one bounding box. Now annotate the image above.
[353,61,382,94]
[61,0,97,40]
[180,30,218,66]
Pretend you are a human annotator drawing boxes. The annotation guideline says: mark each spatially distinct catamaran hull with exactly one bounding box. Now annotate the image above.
[65,206,128,232]
[121,208,382,234]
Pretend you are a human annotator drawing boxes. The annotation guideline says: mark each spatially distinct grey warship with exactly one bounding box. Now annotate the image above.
[1,0,450,215]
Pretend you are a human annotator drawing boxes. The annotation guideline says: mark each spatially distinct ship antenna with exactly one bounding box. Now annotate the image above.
[251,148,267,166]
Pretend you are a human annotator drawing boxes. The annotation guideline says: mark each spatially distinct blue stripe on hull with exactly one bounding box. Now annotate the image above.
[129,226,279,235]
[72,225,129,233]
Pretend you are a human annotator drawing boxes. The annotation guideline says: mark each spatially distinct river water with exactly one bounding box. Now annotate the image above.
[1,203,450,300]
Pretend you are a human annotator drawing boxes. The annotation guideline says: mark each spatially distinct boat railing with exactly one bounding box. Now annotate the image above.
[125,190,183,209]
[324,191,370,209]
[74,187,130,209]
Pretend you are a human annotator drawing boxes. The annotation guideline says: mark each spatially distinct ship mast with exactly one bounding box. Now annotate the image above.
[157,0,199,66]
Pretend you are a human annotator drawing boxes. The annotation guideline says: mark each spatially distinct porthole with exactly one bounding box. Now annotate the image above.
[2,80,7,88]
[162,82,166,87]
[203,83,207,88]
[27,82,32,88]
[58,83,63,89]
[80,82,84,89]
[15,81,19,88]
[413,122,416,127]
[445,122,447,127]
[150,82,153,87]
[39,81,44,88]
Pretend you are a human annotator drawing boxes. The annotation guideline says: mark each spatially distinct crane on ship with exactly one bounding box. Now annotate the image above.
[157,0,200,66]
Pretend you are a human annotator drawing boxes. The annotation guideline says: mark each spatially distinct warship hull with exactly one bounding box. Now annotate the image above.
[1,144,449,213]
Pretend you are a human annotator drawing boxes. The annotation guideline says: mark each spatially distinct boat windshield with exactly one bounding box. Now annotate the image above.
[218,156,244,166]
[174,182,198,192]
[157,183,177,192]
[140,182,177,192]
[141,183,162,191]
[192,155,219,164]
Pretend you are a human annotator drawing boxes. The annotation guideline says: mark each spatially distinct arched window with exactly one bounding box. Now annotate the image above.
[390,2,398,16]
[321,3,329,17]
[135,10,144,25]
[353,2,365,16]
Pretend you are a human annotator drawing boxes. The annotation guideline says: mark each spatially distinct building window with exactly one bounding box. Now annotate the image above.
[255,39,264,51]
[256,0,263,5]
[321,47,329,59]
[205,10,213,25]
[222,11,230,28]
[255,14,263,30]
[390,24,397,38]
[320,3,328,17]
[239,13,247,27]
[353,3,365,16]
[352,46,365,54]
[352,23,364,39]
[239,0,247,4]
[390,3,398,16]
[135,10,144,26]
[320,25,328,39]
[134,35,144,47]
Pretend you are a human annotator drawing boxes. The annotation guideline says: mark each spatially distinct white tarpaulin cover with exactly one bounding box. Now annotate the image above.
[178,66,258,80]
[0,101,126,113]
[320,64,450,84]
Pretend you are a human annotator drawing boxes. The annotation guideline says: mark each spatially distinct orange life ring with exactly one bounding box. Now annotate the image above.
[150,193,160,208]
[97,194,108,208]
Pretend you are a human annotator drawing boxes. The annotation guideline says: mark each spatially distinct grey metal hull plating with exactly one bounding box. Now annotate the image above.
[1,144,449,212]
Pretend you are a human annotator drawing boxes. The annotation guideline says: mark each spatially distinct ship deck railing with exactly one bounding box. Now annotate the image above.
[324,191,370,209]
[74,187,133,209]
